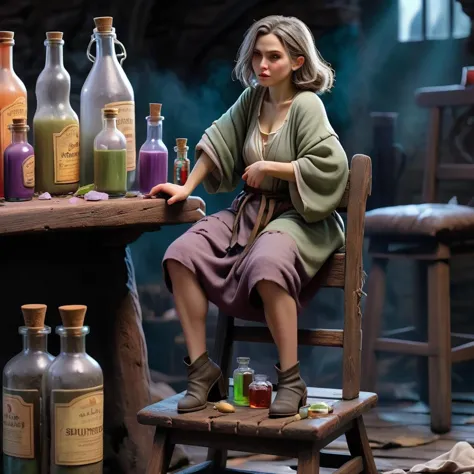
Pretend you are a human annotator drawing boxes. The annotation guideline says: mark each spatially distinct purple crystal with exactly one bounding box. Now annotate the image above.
[84,190,109,201]
[38,192,52,200]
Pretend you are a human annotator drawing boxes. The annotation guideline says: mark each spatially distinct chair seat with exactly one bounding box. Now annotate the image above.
[137,386,377,441]
[365,203,474,239]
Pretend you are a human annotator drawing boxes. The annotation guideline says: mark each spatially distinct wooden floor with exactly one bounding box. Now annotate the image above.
[170,400,474,473]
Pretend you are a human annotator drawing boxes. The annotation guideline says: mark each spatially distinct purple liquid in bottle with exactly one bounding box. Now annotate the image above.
[4,119,35,201]
[138,150,168,194]
[138,104,168,194]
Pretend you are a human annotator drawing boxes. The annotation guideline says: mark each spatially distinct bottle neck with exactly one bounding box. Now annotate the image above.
[57,326,88,354]
[0,43,13,70]
[96,33,117,59]
[104,117,118,131]
[21,330,49,352]
[45,41,64,68]
[175,148,189,160]
[147,118,163,141]
[11,130,28,144]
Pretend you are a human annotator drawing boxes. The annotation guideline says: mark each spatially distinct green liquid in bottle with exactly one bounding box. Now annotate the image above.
[233,372,253,406]
[93,149,127,197]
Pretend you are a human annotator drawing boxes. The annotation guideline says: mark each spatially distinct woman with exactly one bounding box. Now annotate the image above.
[149,15,349,417]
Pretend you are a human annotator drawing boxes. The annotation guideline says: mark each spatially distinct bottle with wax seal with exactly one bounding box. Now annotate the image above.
[3,304,54,474]
[173,138,190,186]
[80,16,136,189]
[0,31,27,198]
[138,103,168,194]
[4,118,35,202]
[42,305,103,474]
[33,31,80,195]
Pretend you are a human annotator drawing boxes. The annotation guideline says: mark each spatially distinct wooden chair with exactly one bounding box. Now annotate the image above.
[138,154,377,474]
[361,85,474,434]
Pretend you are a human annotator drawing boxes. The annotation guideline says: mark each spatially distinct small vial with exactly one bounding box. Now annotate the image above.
[249,374,272,409]
[173,137,190,185]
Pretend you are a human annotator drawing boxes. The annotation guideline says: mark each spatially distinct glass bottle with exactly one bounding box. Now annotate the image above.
[42,305,103,474]
[33,32,80,195]
[3,304,54,474]
[173,138,190,186]
[93,107,127,197]
[80,16,136,190]
[0,31,27,198]
[249,374,273,409]
[4,118,35,202]
[232,357,254,406]
[138,103,168,194]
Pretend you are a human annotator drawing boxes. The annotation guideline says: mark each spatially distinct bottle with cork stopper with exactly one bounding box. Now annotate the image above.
[42,305,103,473]
[3,304,55,474]
[173,138,190,186]
[138,102,168,194]
[93,107,127,197]
[33,31,80,196]
[80,16,136,190]
[0,30,27,198]
[3,117,35,202]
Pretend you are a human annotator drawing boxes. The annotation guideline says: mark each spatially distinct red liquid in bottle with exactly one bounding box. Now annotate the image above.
[249,385,272,409]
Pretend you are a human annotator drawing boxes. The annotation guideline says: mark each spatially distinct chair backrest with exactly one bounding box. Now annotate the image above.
[220,154,372,400]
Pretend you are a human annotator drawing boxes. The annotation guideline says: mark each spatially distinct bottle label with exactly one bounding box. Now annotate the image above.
[3,387,38,459]
[22,155,35,188]
[53,385,104,466]
[53,124,80,184]
[104,101,136,172]
[0,97,27,152]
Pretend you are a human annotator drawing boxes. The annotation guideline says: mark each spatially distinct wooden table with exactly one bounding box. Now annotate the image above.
[0,194,205,474]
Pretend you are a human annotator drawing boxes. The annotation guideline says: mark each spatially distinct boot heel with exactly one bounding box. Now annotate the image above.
[208,374,227,402]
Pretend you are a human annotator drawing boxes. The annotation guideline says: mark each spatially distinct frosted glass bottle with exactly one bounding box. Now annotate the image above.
[80,16,136,189]
[33,32,80,195]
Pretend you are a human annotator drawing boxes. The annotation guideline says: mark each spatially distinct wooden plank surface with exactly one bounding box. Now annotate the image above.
[0,195,206,235]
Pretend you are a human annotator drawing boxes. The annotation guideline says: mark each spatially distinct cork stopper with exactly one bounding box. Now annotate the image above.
[21,304,47,329]
[94,17,113,33]
[149,103,162,119]
[0,31,14,41]
[46,31,63,41]
[176,138,188,152]
[8,117,28,131]
[58,305,87,328]
[102,107,118,118]
[12,118,26,125]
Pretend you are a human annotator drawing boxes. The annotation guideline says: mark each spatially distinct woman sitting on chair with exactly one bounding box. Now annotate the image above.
[149,15,349,417]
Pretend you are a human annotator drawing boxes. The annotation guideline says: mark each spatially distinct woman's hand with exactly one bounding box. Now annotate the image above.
[242,161,268,188]
[147,182,191,205]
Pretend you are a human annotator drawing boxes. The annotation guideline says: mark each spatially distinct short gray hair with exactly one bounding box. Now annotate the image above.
[233,15,334,94]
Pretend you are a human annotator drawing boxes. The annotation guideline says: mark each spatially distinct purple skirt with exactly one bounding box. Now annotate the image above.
[162,194,313,322]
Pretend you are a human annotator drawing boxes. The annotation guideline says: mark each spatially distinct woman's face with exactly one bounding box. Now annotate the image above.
[252,33,300,88]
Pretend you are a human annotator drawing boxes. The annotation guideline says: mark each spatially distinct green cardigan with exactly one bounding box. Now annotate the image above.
[196,86,349,277]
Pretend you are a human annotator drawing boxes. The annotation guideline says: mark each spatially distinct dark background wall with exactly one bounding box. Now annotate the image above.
[2,0,474,398]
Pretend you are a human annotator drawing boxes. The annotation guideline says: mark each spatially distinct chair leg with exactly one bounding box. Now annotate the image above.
[361,257,388,392]
[207,312,234,469]
[146,428,175,474]
[427,256,452,433]
[345,416,377,474]
[297,444,320,474]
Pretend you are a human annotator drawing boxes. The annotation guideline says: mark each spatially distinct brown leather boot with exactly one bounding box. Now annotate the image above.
[269,362,307,418]
[177,351,227,413]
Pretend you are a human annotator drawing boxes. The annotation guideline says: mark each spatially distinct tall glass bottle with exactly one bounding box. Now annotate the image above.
[0,31,27,198]
[232,357,254,406]
[80,16,136,189]
[173,138,190,186]
[42,305,103,474]
[33,32,80,195]
[4,118,35,202]
[138,103,168,194]
[94,107,127,197]
[3,304,54,474]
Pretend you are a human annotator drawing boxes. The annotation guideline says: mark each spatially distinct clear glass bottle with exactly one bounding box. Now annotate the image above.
[232,357,254,406]
[4,118,35,202]
[93,107,127,197]
[33,32,80,195]
[173,138,190,186]
[249,374,272,409]
[0,31,27,198]
[138,103,168,194]
[80,16,136,189]
[42,305,103,474]
[3,304,54,474]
